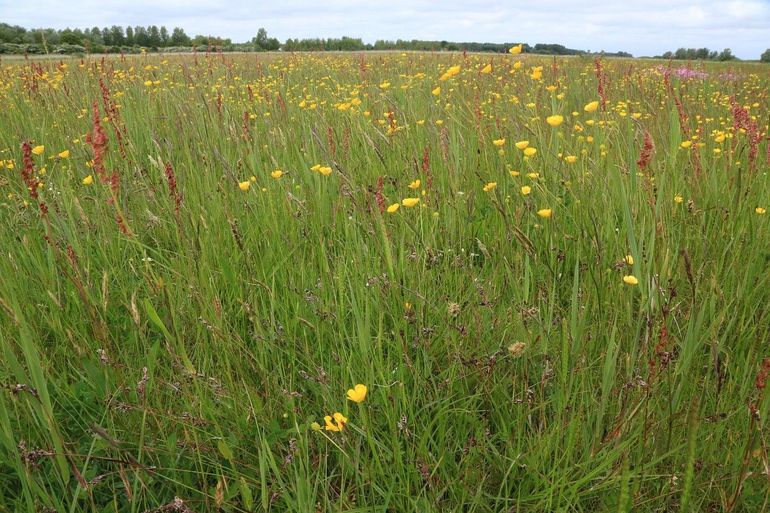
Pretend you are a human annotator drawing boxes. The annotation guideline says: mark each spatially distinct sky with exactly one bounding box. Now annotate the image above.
[2,0,769,59]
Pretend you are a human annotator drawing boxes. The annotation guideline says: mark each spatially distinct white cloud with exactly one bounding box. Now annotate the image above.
[1,0,768,58]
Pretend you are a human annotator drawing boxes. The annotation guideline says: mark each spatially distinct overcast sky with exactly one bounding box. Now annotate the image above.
[2,0,769,59]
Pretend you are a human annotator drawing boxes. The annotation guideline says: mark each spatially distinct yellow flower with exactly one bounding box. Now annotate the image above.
[439,65,461,81]
[408,179,421,189]
[536,208,552,218]
[509,44,522,54]
[431,86,441,96]
[715,133,726,143]
[481,63,492,74]
[271,169,283,179]
[387,203,400,213]
[756,207,766,215]
[483,182,497,192]
[523,147,537,157]
[31,145,44,155]
[143,80,153,87]
[584,101,599,113]
[680,140,692,149]
[625,255,634,265]
[493,138,505,147]
[379,81,391,89]
[58,150,70,159]
[515,140,529,150]
[530,67,542,80]
[402,198,420,207]
[324,412,348,432]
[239,181,251,191]
[565,155,578,163]
[623,275,639,286]
[82,175,94,185]
[346,384,367,403]
[674,194,683,204]
[509,169,520,177]
[310,164,321,172]
[521,186,531,195]
[546,115,564,127]
[318,166,332,176]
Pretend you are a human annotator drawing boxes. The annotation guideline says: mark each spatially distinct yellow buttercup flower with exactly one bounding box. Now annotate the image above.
[584,101,599,113]
[481,63,492,74]
[324,412,348,432]
[271,169,283,179]
[58,150,70,159]
[523,147,537,157]
[493,138,505,147]
[82,175,93,185]
[32,145,44,155]
[521,186,531,195]
[346,384,367,403]
[756,207,766,215]
[439,65,461,81]
[623,275,639,286]
[431,86,441,96]
[536,208,552,218]
[565,155,578,163]
[402,198,420,207]
[509,44,522,54]
[387,203,400,213]
[546,115,564,127]
[408,179,421,189]
[680,140,692,149]
[515,140,529,150]
[239,181,251,191]
[674,194,683,204]
[483,182,497,192]
[318,166,332,176]
[625,255,634,265]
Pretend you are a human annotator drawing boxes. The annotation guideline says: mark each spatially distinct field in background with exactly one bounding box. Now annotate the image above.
[0,51,768,512]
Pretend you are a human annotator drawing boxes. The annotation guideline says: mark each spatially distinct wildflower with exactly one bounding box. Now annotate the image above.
[521,186,531,195]
[402,198,420,207]
[346,384,368,403]
[546,115,564,127]
[58,150,70,159]
[674,194,683,204]
[239,181,251,191]
[310,164,321,172]
[143,80,153,87]
[584,101,599,113]
[565,155,578,163]
[82,175,94,185]
[523,147,537,157]
[680,140,692,149]
[536,208,552,218]
[623,275,639,285]
[408,179,421,189]
[509,44,522,54]
[756,207,766,215]
[515,140,529,150]
[509,169,520,177]
[483,182,497,192]
[432,86,441,96]
[32,145,44,155]
[439,65,461,81]
[318,166,332,176]
[271,169,283,179]
[530,67,543,80]
[387,203,400,213]
[625,255,634,265]
[324,412,348,432]
[481,63,492,74]
[447,302,461,317]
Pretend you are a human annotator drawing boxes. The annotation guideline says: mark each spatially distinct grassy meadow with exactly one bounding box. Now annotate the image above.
[0,51,769,512]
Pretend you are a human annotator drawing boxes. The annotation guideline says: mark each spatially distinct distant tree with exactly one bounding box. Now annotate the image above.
[761,49,770,62]
[253,27,268,50]
[110,26,125,46]
[125,26,134,46]
[148,26,161,47]
[717,48,735,61]
[160,26,169,46]
[60,29,82,45]
[170,27,190,46]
